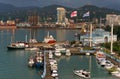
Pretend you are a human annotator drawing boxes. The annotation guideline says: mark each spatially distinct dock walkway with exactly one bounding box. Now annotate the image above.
[44,53,54,79]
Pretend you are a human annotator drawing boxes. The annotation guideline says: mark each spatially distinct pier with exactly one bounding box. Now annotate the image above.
[44,53,54,79]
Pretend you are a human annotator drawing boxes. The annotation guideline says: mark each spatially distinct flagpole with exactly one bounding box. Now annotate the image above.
[90,23,92,47]
[111,23,114,54]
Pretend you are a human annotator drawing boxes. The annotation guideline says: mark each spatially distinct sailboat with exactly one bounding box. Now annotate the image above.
[7,33,29,50]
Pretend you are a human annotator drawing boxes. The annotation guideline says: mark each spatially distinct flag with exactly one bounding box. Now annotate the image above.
[83,11,90,17]
[71,11,77,17]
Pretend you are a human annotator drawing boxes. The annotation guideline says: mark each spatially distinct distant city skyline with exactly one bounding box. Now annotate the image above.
[0,0,120,10]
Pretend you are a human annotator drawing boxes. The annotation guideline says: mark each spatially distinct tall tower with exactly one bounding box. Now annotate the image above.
[56,7,66,24]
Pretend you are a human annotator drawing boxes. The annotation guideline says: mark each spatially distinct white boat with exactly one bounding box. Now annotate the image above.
[29,38,38,43]
[25,47,40,51]
[86,52,90,56]
[7,42,28,50]
[111,71,120,77]
[50,64,58,71]
[99,59,107,67]
[28,57,34,67]
[43,32,56,44]
[55,50,61,57]
[51,70,58,77]
[104,60,114,70]
[66,49,71,56]
[49,50,53,59]
[55,44,66,52]
[73,69,90,78]
[96,51,106,63]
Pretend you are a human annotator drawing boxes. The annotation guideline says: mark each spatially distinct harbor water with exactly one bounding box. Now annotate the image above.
[0,29,119,79]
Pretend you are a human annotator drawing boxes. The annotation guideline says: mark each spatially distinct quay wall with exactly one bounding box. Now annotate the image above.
[0,25,16,29]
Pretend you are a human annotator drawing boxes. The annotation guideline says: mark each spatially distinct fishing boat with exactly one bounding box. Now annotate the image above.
[73,69,90,78]
[7,42,28,50]
[43,32,56,44]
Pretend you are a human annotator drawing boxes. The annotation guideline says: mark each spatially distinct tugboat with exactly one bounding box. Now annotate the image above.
[43,32,56,44]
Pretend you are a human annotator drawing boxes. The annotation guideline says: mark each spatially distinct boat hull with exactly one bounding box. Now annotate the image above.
[73,70,90,79]
[7,46,25,50]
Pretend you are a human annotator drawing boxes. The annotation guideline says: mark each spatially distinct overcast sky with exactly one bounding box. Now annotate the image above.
[0,0,120,8]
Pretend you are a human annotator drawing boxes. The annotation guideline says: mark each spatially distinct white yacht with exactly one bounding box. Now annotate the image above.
[49,50,53,59]
[73,69,90,78]
[25,47,40,51]
[66,49,71,56]
[55,44,66,52]
[54,50,61,57]
[96,51,106,63]
[28,57,34,67]
[51,70,58,77]
[104,60,114,70]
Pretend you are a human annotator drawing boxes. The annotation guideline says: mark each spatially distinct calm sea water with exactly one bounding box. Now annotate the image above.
[0,29,118,79]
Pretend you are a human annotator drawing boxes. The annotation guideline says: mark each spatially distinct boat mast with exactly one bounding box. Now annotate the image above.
[47,31,49,37]
[100,17,101,29]
[25,34,27,43]
[89,23,92,47]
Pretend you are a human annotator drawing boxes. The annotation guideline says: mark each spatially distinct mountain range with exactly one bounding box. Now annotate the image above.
[0,3,120,22]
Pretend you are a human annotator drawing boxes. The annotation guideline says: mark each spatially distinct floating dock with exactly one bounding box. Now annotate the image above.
[44,53,54,79]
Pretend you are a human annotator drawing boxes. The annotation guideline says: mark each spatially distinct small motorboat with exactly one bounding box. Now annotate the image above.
[73,69,90,79]
[28,57,35,67]
[51,70,58,77]
[25,47,40,51]
[96,51,106,61]
[111,70,120,77]
[66,49,71,56]
[54,50,61,57]
[49,50,53,59]
[104,60,114,70]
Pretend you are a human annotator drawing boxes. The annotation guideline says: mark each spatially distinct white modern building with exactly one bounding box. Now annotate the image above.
[56,7,69,26]
[80,29,117,46]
